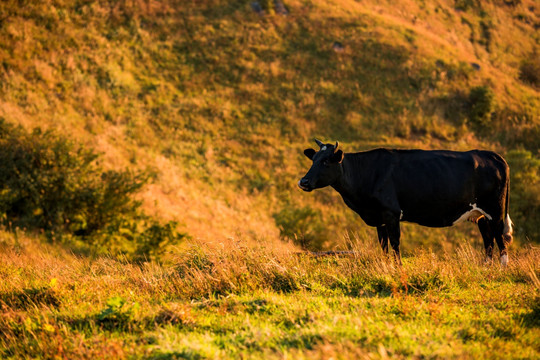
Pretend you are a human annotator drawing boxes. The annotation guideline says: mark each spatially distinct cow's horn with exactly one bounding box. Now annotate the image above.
[314,138,324,148]
[334,141,339,153]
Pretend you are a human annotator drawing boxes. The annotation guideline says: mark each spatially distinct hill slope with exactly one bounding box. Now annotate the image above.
[0,0,538,249]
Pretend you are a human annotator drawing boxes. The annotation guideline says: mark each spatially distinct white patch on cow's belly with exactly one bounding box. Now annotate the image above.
[453,203,492,225]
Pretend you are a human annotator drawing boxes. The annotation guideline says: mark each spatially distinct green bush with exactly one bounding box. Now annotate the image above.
[95,217,186,261]
[467,85,494,128]
[97,296,140,330]
[440,85,494,129]
[0,119,143,234]
[0,119,187,258]
[519,57,540,88]
[454,0,481,11]
[273,204,328,250]
[506,149,540,242]
[479,19,493,52]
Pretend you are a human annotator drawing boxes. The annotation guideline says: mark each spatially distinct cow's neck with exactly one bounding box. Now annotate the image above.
[330,153,388,226]
[331,154,365,201]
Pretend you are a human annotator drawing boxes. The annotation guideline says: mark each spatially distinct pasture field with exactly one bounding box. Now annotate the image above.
[0,1,539,358]
[1,233,538,359]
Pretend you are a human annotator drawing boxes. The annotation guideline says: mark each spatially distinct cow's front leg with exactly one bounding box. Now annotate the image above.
[382,212,402,265]
[376,226,389,253]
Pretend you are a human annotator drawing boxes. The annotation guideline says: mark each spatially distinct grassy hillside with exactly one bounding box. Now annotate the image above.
[0,232,539,359]
[2,2,540,358]
[0,0,539,251]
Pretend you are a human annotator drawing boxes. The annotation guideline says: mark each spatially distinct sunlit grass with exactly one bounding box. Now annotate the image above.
[0,1,538,356]
[0,232,538,358]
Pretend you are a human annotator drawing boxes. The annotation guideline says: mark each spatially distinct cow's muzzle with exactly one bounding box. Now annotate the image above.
[298,178,313,192]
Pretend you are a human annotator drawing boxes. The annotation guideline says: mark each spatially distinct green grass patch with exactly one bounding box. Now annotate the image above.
[0,236,538,359]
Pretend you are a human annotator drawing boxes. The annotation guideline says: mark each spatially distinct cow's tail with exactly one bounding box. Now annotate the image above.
[502,175,513,245]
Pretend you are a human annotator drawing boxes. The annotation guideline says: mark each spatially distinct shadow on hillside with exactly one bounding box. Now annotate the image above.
[146,350,205,360]
[0,287,61,310]
[58,308,198,335]
[517,299,540,328]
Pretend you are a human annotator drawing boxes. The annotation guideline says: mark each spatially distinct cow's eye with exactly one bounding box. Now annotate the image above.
[323,160,329,166]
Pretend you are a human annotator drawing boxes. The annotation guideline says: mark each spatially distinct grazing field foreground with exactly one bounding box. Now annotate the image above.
[0,233,539,359]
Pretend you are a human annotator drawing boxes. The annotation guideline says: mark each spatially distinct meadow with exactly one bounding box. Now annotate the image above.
[0,232,539,359]
[0,0,539,358]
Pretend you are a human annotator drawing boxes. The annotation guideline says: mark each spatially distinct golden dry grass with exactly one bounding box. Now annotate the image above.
[0,231,538,358]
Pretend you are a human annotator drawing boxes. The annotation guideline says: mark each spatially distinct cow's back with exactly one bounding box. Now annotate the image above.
[388,150,508,227]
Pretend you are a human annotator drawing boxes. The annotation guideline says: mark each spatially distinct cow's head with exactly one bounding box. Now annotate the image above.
[298,139,344,192]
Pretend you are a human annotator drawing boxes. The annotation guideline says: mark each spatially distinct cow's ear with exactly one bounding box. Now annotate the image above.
[331,150,344,163]
[304,148,316,160]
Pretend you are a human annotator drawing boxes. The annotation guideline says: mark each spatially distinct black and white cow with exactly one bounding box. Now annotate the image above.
[298,139,513,265]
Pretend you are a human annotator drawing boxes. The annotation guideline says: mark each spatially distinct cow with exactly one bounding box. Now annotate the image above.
[298,139,513,265]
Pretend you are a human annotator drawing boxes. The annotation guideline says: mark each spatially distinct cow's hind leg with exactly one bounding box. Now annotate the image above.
[493,220,509,266]
[388,224,402,266]
[478,217,494,263]
[376,226,389,253]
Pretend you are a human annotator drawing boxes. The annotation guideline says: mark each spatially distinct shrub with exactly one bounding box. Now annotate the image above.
[440,85,494,130]
[95,217,187,261]
[519,57,540,88]
[467,85,494,128]
[479,19,493,52]
[0,119,187,258]
[506,149,540,242]
[273,204,328,250]
[97,296,141,330]
[0,119,142,234]
[454,0,481,11]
